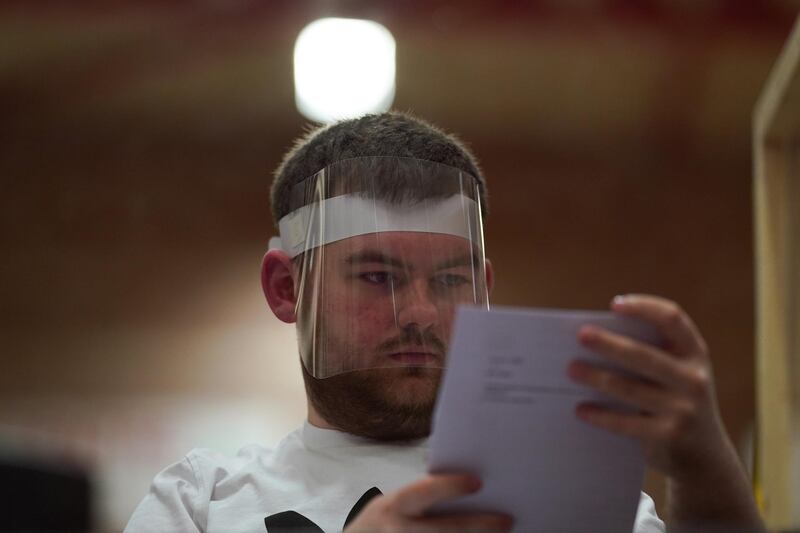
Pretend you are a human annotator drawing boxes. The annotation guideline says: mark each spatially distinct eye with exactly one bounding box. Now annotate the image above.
[359,271,395,285]
[432,273,470,287]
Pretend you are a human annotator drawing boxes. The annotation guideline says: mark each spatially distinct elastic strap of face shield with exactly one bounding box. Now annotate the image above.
[270,194,482,257]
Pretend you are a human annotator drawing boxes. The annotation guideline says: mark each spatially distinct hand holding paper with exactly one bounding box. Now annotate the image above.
[570,295,764,531]
[428,305,664,533]
[426,296,765,533]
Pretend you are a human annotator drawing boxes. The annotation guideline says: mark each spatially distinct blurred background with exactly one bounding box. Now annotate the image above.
[1,0,798,530]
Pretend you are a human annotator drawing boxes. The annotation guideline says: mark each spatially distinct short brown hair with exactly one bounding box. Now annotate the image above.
[270,112,488,226]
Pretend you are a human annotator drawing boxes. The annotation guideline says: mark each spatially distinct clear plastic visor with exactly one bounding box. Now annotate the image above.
[276,156,488,379]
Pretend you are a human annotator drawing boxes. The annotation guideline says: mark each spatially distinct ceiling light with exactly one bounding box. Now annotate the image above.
[294,17,396,123]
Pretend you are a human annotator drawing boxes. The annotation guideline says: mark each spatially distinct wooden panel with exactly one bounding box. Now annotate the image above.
[755,15,800,145]
[753,14,800,530]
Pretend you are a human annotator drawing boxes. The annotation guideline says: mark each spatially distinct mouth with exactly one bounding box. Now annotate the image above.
[388,350,441,366]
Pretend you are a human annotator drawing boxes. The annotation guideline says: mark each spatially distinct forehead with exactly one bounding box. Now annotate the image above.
[324,232,477,265]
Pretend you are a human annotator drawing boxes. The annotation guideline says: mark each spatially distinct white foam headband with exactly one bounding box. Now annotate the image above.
[269,194,481,258]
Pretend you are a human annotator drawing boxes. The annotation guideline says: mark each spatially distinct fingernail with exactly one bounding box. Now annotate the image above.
[566,361,584,380]
[578,325,597,343]
[612,294,629,308]
[466,476,482,492]
[575,403,594,420]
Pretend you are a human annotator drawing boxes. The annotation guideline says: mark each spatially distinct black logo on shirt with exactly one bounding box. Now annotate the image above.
[264,487,382,532]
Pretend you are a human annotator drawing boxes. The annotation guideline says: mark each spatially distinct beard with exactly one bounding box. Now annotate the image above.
[302,363,443,441]
[299,323,447,441]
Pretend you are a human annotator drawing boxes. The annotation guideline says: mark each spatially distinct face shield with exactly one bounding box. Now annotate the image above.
[271,156,489,379]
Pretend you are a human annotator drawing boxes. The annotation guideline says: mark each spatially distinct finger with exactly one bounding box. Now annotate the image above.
[568,360,674,413]
[575,402,662,440]
[611,294,705,356]
[578,325,691,391]
[414,512,514,532]
[393,474,481,517]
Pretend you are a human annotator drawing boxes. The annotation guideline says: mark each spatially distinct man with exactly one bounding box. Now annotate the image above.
[126,112,764,532]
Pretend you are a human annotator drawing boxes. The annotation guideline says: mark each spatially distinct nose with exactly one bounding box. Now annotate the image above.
[394,278,439,330]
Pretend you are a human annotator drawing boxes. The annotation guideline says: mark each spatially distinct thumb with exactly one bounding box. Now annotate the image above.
[392,474,481,517]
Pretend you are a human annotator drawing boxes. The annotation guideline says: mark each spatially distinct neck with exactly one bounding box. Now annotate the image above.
[307,399,338,430]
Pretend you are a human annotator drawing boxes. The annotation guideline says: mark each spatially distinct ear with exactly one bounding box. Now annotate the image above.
[485,258,495,296]
[261,249,298,323]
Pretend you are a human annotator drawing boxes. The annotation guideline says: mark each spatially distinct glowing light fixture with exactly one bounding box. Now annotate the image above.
[294,17,396,123]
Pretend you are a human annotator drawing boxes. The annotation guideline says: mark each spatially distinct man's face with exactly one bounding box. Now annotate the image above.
[297,231,483,440]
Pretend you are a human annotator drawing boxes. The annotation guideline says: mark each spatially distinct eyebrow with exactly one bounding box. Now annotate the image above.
[345,251,405,269]
[435,253,480,271]
[345,250,480,271]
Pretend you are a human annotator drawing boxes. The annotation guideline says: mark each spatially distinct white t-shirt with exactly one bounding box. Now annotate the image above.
[125,422,665,532]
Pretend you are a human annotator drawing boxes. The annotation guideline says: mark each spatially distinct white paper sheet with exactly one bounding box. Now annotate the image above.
[427,305,663,533]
